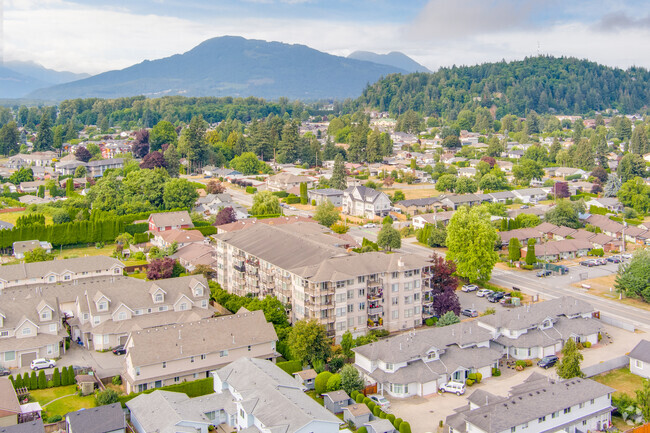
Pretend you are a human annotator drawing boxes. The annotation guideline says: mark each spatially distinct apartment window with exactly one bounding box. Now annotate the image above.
[392,297,398,305]
[49,324,57,332]
[358,276,365,283]
[193,373,199,379]
[0,331,9,337]
[359,302,365,311]
[404,295,413,304]
[201,354,206,360]
[4,351,15,361]
[404,282,412,291]
[162,362,167,368]
[336,321,346,331]
[93,316,100,324]
[391,272,398,278]
[336,293,346,303]
[636,360,644,369]
[248,346,251,351]
[358,288,365,297]
[118,312,127,321]
[174,376,180,383]
[563,407,571,414]
[391,284,399,292]
[158,306,168,312]
[336,281,346,288]
[405,308,413,318]
[579,402,585,409]
[385,363,394,371]
[155,294,163,302]
[414,305,421,314]
[522,423,528,429]
[552,412,559,419]
[347,280,354,286]
[392,310,399,319]
[347,304,354,313]
[135,367,140,376]
[347,290,354,299]
[336,307,346,317]
[414,293,420,302]
[134,309,142,315]
[201,300,207,308]
[220,350,228,357]
[538,416,545,423]
[590,399,595,405]
[405,270,413,277]
[511,428,516,433]
[191,356,195,363]
[415,280,421,288]
[582,421,587,426]
[348,317,354,327]
[98,302,107,311]
[48,276,55,282]
[64,275,71,280]
[41,312,50,320]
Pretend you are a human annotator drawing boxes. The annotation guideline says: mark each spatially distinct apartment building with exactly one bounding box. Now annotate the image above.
[447,374,613,433]
[0,256,124,292]
[213,222,436,341]
[122,309,278,393]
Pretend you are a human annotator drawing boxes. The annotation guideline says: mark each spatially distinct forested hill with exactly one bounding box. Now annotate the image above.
[358,56,650,117]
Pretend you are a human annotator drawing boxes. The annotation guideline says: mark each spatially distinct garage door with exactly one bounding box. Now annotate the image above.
[543,346,555,357]
[119,335,128,345]
[20,352,37,367]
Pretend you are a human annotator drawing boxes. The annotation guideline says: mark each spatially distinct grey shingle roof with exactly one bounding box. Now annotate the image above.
[629,340,650,363]
[149,211,194,229]
[0,256,123,283]
[66,403,125,433]
[0,420,45,433]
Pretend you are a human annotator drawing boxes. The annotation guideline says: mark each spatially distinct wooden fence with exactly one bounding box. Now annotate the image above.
[626,423,650,433]
[43,420,66,433]
[361,383,377,396]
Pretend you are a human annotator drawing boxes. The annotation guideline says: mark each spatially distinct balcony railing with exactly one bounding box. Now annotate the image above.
[368,306,383,316]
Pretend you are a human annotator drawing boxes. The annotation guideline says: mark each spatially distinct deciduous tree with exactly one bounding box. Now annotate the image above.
[313,200,339,227]
[287,319,332,366]
[213,207,237,226]
[163,178,199,210]
[377,224,401,251]
[556,338,584,379]
[251,191,281,216]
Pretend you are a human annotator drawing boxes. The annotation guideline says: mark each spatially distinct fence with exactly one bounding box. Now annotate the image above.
[626,422,650,433]
[43,420,66,433]
[599,314,636,332]
[361,383,377,396]
[582,355,629,377]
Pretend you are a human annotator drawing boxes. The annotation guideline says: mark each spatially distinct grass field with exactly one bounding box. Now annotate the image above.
[381,187,441,200]
[0,210,54,225]
[30,385,97,418]
[56,243,115,259]
[593,368,643,397]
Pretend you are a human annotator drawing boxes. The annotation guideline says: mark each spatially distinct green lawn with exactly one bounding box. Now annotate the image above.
[30,385,97,418]
[0,210,54,225]
[592,368,644,397]
[56,244,116,259]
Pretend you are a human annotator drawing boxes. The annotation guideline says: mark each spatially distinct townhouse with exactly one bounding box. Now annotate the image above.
[123,309,278,393]
[354,297,601,398]
[213,222,436,340]
[54,158,124,177]
[394,197,442,215]
[214,215,314,235]
[127,357,341,433]
[148,211,194,233]
[447,374,614,433]
[511,188,548,203]
[411,211,455,229]
[342,186,391,219]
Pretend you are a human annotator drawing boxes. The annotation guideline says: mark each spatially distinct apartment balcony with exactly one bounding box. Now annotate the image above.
[367,278,383,288]
[367,318,383,329]
[367,287,383,301]
[422,304,436,318]
[233,263,245,273]
[368,305,383,316]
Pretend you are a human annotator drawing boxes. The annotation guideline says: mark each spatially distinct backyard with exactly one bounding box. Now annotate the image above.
[30,384,97,419]
[593,368,645,430]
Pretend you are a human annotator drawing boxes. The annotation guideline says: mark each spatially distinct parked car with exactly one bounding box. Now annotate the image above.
[30,358,55,370]
[621,253,632,259]
[607,256,621,263]
[363,223,376,228]
[595,258,608,266]
[488,291,506,303]
[440,381,466,396]
[0,366,10,376]
[536,270,552,277]
[112,345,126,355]
[461,284,478,292]
[476,289,493,297]
[461,308,478,318]
[368,394,390,408]
[579,260,596,267]
[537,355,559,369]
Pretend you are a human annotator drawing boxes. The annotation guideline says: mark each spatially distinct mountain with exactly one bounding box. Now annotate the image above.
[0,65,51,98]
[348,51,431,73]
[28,36,408,101]
[4,61,90,85]
[359,56,650,116]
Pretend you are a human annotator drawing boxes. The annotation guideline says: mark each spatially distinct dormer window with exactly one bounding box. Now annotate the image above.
[118,312,127,321]
[113,268,121,274]
[193,287,203,297]
[41,311,51,321]
[48,276,55,282]
[179,303,188,311]
[155,293,163,303]
[98,302,108,311]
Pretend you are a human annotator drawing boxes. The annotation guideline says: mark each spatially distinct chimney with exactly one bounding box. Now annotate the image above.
[398,257,404,267]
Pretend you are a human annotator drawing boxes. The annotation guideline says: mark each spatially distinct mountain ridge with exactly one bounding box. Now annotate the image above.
[347,51,431,73]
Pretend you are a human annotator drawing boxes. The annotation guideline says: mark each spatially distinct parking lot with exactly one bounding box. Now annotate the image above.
[457,290,515,316]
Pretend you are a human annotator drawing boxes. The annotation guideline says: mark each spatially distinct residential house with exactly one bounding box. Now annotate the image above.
[548,167,587,179]
[152,229,205,250]
[487,191,516,204]
[411,211,455,229]
[123,309,278,394]
[496,160,513,172]
[394,197,442,215]
[66,403,125,433]
[343,404,372,428]
[458,167,476,178]
[323,390,353,414]
[584,215,624,239]
[525,239,594,262]
[267,172,314,192]
[213,222,434,340]
[342,186,391,219]
[86,158,124,177]
[0,378,20,427]
[365,419,395,433]
[506,149,524,159]
[308,188,344,207]
[30,167,54,180]
[54,160,86,176]
[0,420,45,433]
[18,181,46,194]
[447,374,614,433]
[212,168,243,179]
[586,198,624,213]
[548,225,578,240]
[127,390,216,433]
[498,228,543,247]
[294,369,317,390]
[194,194,248,220]
[511,188,548,203]
[623,225,650,244]
[12,152,57,167]
[12,241,53,259]
[629,340,650,379]
[440,194,487,210]
[148,211,194,233]
[171,243,218,273]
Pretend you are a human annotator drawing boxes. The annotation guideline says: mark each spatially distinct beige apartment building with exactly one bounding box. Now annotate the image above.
[122,309,278,393]
[213,222,436,341]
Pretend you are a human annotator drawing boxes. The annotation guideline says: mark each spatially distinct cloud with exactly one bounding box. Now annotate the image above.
[594,11,650,32]
[405,0,554,40]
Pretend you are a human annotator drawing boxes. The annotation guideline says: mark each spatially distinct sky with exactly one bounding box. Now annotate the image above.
[3,0,650,75]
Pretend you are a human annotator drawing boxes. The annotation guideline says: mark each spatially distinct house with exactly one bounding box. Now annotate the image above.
[323,390,353,414]
[0,378,20,427]
[487,191,516,204]
[127,390,215,433]
[498,228,543,247]
[212,168,243,179]
[506,149,524,159]
[440,194,487,210]
[171,243,217,273]
[550,167,587,179]
[343,404,372,428]
[194,194,248,220]
[294,369,317,390]
[148,211,194,233]
[54,160,86,176]
[12,240,53,259]
[342,186,391,219]
[394,197,442,215]
[66,403,125,433]
[411,211,455,229]
[308,188,344,207]
[267,172,314,192]
[86,158,124,177]
[458,167,476,178]
[122,309,278,394]
[18,181,46,194]
[511,188,548,203]
[629,339,650,378]
[211,357,342,433]
[447,374,614,433]
[152,229,205,250]
[584,214,624,239]
[0,420,45,433]
[365,419,396,433]
[525,239,594,262]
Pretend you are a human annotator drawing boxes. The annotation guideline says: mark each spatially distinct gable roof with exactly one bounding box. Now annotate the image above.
[66,403,125,433]
[149,211,194,228]
[344,185,388,203]
[0,256,123,283]
[0,420,45,433]
[157,229,205,244]
[629,339,650,363]
[0,378,20,417]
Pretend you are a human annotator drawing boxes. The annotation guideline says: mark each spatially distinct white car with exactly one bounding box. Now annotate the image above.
[31,358,56,370]
[621,253,632,259]
[440,381,466,396]
[461,284,478,292]
[363,223,376,228]
[476,289,493,297]
[368,394,390,408]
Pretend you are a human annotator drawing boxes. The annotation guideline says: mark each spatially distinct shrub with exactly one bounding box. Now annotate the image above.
[588,248,604,257]
[358,427,368,433]
[515,360,527,368]
[285,195,301,204]
[351,390,359,400]
[13,375,22,389]
[311,199,316,206]
[367,401,376,412]
[23,373,31,390]
[49,415,62,423]
[363,397,372,405]
[277,360,302,375]
[47,380,54,388]
[96,389,119,405]
[355,393,365,403]
[394,418,403,430]
[373,405,382,417]
[112,375,122,385]
[379,411,387,419]
[584,341,592,348]
[245,186,257,194]
[388,414,396,424]
[315,371,332,394]
[399,421,412,433]
[492,368,501,377]
[328,356,345,373]
[425,318,436,326]
[525,360,533,367]
[52,368,61,387]
[326,373,342,391]
[467,373,477,381]
[475,372,482,383]
[37,371,47,389]
[466,379,475,386]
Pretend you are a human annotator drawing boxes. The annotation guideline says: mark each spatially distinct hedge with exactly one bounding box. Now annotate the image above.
[271,191,289,198]
[277,360,302,375]
[315,372,332,394]
[118,377,214,407]
[245,186,258,194]
[192,221,211,227]
[124,222,149,235]
[191,226,218,236]
[285,196,301,204]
